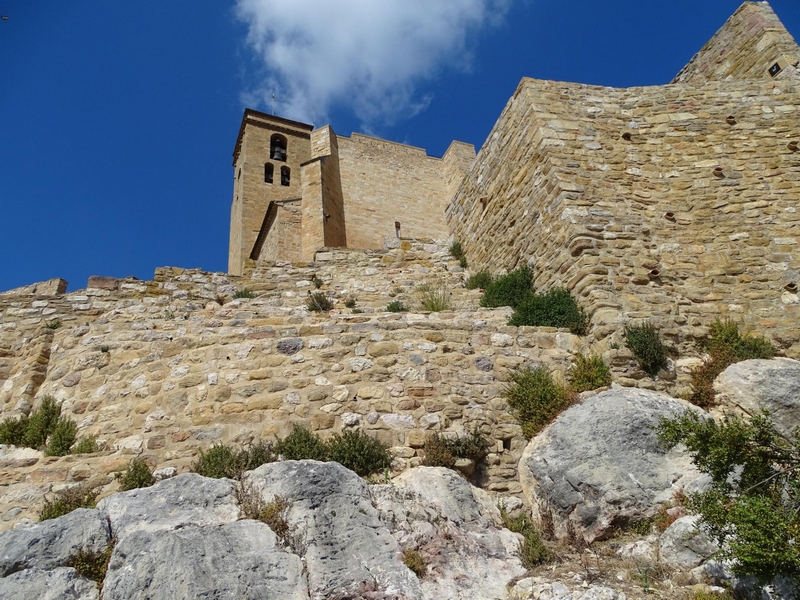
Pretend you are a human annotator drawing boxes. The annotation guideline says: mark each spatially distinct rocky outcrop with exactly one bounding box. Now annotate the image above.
[519,388,709,543]
[714,358,800,437]
[0,462,527,599]
[658,515,718,569]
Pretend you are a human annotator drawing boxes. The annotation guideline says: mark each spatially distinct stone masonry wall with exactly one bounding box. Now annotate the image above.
[448,77,800,356]
[0,242,591,530]
[673,2,800,84]
[258,200,302,263]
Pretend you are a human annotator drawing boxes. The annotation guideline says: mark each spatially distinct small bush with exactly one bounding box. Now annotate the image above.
[68,539,115,589]
[403,548,427,578]
[260,495,291,543]
[192,441,275,479]
[45,417,78,456]
[509,287,588,335]
[311,274,323,289]
[327,429,392,477]
[44,319,62,330]
[234,288,255,299]
[416,281,451,312]
[0,414,29,446]
[306,292,333,312]
[465,270,493,290]
[39,484,99,521]
[344,297,357,309]
[690,319,775,407]
[501,509,551,568]
[447,428,490,462]
[567,354,611,392]
[449,240,465,261]
[624,322,667,377]
[386,300,408,313]
[480,264,533,309]
[692,591,734,600]
[421,434,456,468]
[24,396,61,450]
[503,366,575,439]
[275,426,328,461]
[116,458,156,491]
[72,436,102,454]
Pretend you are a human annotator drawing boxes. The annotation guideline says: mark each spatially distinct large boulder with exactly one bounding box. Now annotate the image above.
[0,567,99,600]
[102,520,307,600]
[246,460,423,600]
[373,466,526,599]
[96,472,239,543]
[0,508,110,576]
[713,358,800,437]
[519,388,708,543]
[658,515,718,569]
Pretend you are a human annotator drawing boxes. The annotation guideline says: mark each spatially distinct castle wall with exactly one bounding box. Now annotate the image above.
[448,77,800,353]
[337,134,471,247]
[673,2,800,84]
[258,200,302,264]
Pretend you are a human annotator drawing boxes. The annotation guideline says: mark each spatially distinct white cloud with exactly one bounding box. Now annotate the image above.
[235,0,511,126]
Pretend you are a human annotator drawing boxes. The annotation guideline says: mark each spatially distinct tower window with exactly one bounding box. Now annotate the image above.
[280,166,291,186]
[264,163,274,184]
[270,134,287,161]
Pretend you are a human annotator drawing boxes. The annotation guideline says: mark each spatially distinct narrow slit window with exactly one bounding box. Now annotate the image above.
[280,166,291,186]
[270,134,287,161]
[264,163,274,184]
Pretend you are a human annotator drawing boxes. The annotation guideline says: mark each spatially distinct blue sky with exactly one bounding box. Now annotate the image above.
[1,1,798,292]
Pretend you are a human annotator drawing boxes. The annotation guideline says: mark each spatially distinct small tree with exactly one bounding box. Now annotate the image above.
[657,410,800,582]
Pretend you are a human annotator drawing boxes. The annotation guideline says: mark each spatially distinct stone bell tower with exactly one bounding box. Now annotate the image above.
[229,110,313,275]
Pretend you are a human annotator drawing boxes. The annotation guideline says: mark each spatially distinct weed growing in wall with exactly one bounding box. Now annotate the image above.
[44,319,61,330]
[402,549,428,578]
[509,288,588,335]
[422,429,490,469]
[690,319,775,407]
[68,539,116,590]
[192,441,275,479]
[306,291,333,312]
[116,458,156,491]
[386,300,408,313]
[567,354,611,392]
[234,288,255,299]
[449,240,467,268]
[465,270,493,290]
[326,429,392,477]
[502,366,575,439]
[0,395,81,454]
[416,281,452,312]
[624,323,667,377]
[480,265,533,309]
[45,417,78,456]
[39,484,99,521]
[72,436,103,455]
[344,297,357,309]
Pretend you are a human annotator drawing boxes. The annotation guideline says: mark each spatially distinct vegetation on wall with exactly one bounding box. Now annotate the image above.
[0,395,87,456]
[508,288,588,335]
[306,292,333,312]
[623,322,668,377]
[386,300,409,313]
[465,270,493,290]
[416,281,452,312]
[502,366,575,439]
[192,441,275,479]
[479,265,534,309]
[657,410,800,582]
[421,429,490,469]
[39,484,99,521]
[116,458,156,491]
[689,319,775,407]
[449,240,468,269]
[567,353,611,392]
[326,429,392,477]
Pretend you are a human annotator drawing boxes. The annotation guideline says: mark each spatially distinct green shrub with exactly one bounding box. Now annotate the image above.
[44,319,62,330]
[68,540,115,589]
[0,414,29,446]
[421,434,456,468]
[501,509,551,568]
[233,288,255,299]
[192,441,275,479]
[72,436,102,454]
[502,366,574,439]
[306,292,333,312]
[386,300,408,313]
[657,410,800,582]
[509,288,588,335]
[45,417,78,456]
[422,429,490,469]
[449,240,465,261]
[327,429,392,477]
[24,396,61,450]
[465,270,493,290]
[567,354,611,392]
[344,297,357,309]
[691,591,734,600]
[690,319,775,407]
[260,495,291,542]
[624,322,667,377]
[275,426,328,461]
[402,548,427,578]
[480,264,533,309]
[116,458,156,491]
[311,274,323,289]
[416,281,451,312]
[39,484,99,521]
